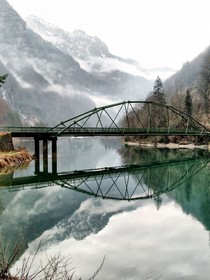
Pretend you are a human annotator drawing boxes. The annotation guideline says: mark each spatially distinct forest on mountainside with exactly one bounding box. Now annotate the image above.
[164,46,210,128]
[121,48,210,145]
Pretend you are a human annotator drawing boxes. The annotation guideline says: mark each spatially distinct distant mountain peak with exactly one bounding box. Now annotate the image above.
[72,29,86,36]
[26,15,111,60]
[27,15,60,32]
[0,0,13,9]
[26,16,176,80]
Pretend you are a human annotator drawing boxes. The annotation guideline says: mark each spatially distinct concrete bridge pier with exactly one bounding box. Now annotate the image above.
[34,136,58,174]
[43,138,48,173]
[52,137,57,173]
[34,138,40,174]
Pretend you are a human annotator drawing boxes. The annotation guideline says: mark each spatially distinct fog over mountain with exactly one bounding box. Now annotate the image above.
[3,0,208,128]
[0,0,165,126]
[27,16,176,81]
[0,0,96,125]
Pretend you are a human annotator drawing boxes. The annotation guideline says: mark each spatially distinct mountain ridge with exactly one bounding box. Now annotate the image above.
[0,0,156,125]
[26,15,176,80]
[0,0,177,126]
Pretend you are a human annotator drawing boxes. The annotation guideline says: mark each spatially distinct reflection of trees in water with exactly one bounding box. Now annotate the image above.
[119,145,210,231]
[185,178,192,202]
[118,145,207,166]
[134,160,202,210]
[170,166,210,231]
[14,137,122,158]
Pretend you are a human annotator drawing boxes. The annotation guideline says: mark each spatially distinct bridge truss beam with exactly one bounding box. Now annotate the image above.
[48,101,210,137]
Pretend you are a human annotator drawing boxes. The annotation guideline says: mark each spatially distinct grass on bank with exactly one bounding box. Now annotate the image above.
[0,148,32,169]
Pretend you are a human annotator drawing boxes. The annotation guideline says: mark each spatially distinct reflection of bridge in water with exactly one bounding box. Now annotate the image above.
[1,157,209,201]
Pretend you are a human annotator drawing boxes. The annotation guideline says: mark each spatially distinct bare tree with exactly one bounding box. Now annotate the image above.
[198,51,210,114]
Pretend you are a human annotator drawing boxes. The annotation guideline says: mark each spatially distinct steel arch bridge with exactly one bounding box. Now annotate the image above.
[3,100,210,174]
[3,101,210,138]
[47,100,210,137]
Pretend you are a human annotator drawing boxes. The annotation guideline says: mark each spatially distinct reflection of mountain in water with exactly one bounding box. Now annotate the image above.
[1,143,210,265]
[0,183,136,261]
[0,137,123,255]
[56,137,122,171]
[0,186,88,256]
[37,198,136,248]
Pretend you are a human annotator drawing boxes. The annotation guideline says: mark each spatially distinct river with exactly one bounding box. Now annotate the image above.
[1,137,210,279]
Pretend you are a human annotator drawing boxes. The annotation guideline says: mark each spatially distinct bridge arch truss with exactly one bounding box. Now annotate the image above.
[50,101,210,137]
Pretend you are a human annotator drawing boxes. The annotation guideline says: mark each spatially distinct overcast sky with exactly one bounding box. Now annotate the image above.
[7,0,210,70]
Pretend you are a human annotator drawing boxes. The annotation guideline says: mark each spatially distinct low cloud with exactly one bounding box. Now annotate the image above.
[78,57,176,80]
[12,201,210,280]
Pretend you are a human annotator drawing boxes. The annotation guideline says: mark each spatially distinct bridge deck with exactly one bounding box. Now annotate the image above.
[0,126,209,137]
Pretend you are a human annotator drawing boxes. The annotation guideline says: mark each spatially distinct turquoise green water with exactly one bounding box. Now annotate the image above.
[1,138,210,279]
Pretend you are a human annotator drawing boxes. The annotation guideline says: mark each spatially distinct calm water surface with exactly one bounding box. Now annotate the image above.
[1,137,210,279]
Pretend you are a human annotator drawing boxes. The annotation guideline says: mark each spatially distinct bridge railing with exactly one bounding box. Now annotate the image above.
[0,126,51,133]
[56,127,208,136]
[0,126,209,136]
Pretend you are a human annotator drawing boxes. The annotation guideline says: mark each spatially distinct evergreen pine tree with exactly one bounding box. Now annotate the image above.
[0,74,8,88]
[153,76,166,104]
[184,89,193,116]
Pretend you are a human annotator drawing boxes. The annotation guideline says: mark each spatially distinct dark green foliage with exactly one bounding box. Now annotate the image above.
[153,76,166,104]
[184,89,193,116]
[152,76,167,126]
[0,74,8,88]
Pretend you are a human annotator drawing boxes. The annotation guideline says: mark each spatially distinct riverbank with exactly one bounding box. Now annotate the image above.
[0,148,32,169]
[123,140,209,149]
[0,132,32,169]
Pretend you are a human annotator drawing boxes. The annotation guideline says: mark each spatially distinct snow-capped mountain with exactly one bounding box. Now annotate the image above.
[27,16,176,80]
